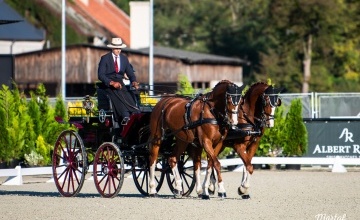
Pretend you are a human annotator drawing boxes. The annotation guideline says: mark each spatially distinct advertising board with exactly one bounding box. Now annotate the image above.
[304,119,360,158]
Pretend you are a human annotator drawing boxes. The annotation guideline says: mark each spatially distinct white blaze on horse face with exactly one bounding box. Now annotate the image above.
[269,107,276,127]
[231,104,239,125]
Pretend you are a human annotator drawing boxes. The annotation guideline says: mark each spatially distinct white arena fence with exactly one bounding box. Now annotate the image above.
[1,156,359,186]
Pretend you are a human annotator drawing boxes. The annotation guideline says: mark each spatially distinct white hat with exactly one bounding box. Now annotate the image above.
[107,37,127,49]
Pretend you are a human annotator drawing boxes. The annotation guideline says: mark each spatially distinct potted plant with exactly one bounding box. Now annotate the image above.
[282,98,308,170]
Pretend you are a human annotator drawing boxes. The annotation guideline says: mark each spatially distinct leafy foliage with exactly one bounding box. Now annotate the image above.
[259,98,308,157]
[258,105,286,156]
[282,99,308,156]
[176,74,195,96]
[0,83,68,164]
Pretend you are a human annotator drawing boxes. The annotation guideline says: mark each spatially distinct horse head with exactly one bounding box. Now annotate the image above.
[261,85,283,127]
[239,82,283,130]
[210,80,244,126]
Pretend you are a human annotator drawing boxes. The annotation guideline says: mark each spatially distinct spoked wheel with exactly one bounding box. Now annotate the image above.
[52,130,87,197]
[93,142,125,198]
[132,154,166,196]
[166,152,196,197]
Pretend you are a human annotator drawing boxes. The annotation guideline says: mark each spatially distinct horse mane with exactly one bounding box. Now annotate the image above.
[244,82,268,98]
[214,79,233,86]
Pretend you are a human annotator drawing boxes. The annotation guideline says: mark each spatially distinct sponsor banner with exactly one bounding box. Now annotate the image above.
[304,120,360,158]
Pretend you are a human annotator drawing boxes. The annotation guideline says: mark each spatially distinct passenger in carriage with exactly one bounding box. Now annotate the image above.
[98,37,140,128]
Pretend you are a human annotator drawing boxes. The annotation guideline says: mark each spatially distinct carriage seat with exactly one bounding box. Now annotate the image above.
[96,82,121,128]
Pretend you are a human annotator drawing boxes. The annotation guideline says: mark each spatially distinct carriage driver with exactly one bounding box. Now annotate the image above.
[98,37,140,131]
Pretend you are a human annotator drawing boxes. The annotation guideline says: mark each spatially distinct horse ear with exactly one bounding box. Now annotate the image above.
[239,83,246,91]
[276,87,285,94]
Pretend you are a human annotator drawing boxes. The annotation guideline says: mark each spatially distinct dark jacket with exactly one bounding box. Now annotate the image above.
[98,52,136,87]
[97,52,139,120]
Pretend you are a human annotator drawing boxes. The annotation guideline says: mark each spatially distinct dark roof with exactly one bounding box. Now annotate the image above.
[0,1,45,41]
[136,46,248,65]
[15,43,249,66]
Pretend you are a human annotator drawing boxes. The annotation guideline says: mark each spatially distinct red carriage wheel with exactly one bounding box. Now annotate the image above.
[132,154,166,196]
[52,130,88,197]
[93,142,125,198]
[166,152,196,197]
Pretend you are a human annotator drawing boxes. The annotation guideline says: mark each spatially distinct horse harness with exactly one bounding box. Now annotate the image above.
[156,93,234,145]
[233,94,272,139]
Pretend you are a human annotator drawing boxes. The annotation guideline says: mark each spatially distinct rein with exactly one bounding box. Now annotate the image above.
[183,93,228,130]
[236,94,271,137]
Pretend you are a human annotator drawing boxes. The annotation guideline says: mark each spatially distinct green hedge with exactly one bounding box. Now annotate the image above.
[259,98,308,157]
[0,83,68,166]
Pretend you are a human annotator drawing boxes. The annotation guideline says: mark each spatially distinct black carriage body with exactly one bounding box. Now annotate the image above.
[68,86,154,153]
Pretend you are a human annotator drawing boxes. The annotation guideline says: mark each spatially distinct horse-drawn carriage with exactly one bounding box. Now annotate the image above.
[52,80,282,199]
[52,83,196,198]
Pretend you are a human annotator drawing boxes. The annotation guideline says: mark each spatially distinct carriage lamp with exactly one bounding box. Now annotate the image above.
[82,95,94,123]
[82,95,94,113]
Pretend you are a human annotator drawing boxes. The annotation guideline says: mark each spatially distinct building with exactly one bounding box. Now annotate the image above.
[0,0,45,54]
[14,44,246,97]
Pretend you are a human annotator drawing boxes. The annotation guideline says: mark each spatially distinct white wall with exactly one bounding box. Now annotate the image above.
[0,40,45,54]
[129,1,150,49]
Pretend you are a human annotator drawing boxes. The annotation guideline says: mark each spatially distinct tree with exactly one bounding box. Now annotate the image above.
[282,99,308,156]
[176,74,195,95]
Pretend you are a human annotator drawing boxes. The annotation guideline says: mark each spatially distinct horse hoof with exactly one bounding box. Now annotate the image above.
[149,193,158,198]
[218,192,227,198]
[238,186,247,195]
[173,189,183,198]
[208,189,215,195]
[241,194,251,199]
[201,195,210,200]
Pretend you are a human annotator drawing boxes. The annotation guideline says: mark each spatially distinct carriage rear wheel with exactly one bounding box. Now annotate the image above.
[166,152,196,197]
[93,142,125,198]
[132,154,166,196]
[52,130,87,197]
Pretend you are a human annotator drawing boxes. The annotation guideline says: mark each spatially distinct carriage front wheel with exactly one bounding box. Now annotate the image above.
[52,130,87,197]
[93,142,125,198]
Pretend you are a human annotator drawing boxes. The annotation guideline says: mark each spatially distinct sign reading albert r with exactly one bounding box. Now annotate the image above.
[305,120,360,158]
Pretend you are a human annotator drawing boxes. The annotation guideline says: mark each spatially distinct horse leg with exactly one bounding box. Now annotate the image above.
[149,143,160,197]
[187,145,203,197]
[235,142,256,199]
[208,167,216,195]
[212,157,226,199]
[201,158,213,199]
[211,141,226,198]
[202,139,226,199]
[238,165,251,199]
[168,139,189,198]
[168,155,183,198]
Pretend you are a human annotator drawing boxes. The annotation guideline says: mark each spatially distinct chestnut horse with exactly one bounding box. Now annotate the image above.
[148,80,244,197]
[203,82,283,199]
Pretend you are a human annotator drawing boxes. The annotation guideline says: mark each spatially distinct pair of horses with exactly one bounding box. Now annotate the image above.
[148,80,282,199]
